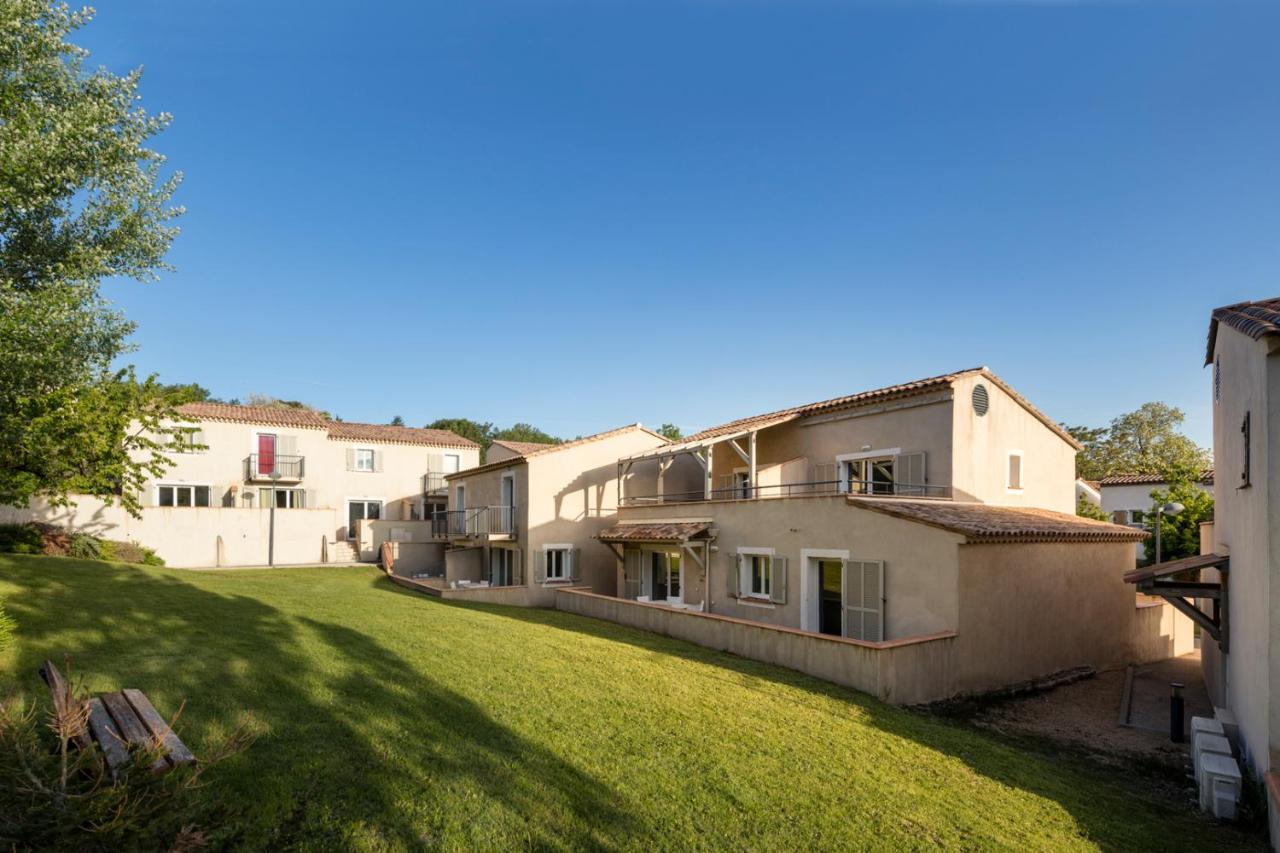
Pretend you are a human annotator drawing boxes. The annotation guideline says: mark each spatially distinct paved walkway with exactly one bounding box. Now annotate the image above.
[1126,651,1212,737]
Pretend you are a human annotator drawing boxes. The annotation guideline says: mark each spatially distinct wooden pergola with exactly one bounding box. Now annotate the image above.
[616,424,778,503]
[1124,553,1229,652]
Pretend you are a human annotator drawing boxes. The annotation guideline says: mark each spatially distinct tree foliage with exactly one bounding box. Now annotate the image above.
[1075,494,1109,522]
[243,394,331,419]
[1141,471,1215,564]
[656,423,683,441]
[493,423,561,446]
[425,418,562,462]
[1064,402,1210,482]
[389,415,404,427]
[0,2,184,515]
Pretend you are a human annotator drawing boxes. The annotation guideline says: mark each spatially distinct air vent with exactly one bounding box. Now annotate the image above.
[972,383,990,416]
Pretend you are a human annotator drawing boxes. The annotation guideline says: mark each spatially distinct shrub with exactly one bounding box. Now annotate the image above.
[0,524,42,555]
[0,602,13,657]
[67,533,104,561]
[110,540,165,567]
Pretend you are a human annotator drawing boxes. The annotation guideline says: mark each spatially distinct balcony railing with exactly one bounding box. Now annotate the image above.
[244,454,305,481]
[620,479,950,506]
[432,506,516,538]
[424,471,450,494]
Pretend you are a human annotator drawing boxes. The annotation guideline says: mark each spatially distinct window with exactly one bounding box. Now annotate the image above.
[442,454,460,474]
[1241,411,1251,487]
[738,553,772,599]
[490,547,516,586]
[260,488,305,508]
[545,547,572,581]
[842,458,895,495]
[347,499,382,539]
[175,428,205,453]
[1130,509,1144,526]
[157,484,210,508]
[734,471,751,499]
[354,448,375,472]
[1007,451,1023,491]
[646,551,681,601]
[1214,356,1221,404]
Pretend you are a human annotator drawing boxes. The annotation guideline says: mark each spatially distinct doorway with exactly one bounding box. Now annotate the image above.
[647,551,681,602]
[347,499,382,540]
[818,559,843,636]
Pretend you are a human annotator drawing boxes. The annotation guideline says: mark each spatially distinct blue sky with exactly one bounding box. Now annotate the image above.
[84,1,1278,446]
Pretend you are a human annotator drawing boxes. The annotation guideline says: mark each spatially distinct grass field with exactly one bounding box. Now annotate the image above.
[0,555,1258,850]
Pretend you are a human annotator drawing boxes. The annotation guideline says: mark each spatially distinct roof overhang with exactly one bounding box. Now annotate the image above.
[1125,553,1229,652]
[595,521,715,544]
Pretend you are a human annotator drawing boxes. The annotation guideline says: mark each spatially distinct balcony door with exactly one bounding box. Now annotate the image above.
[347,499,382,540]
[257,434,277,476]
[818,560,843,636]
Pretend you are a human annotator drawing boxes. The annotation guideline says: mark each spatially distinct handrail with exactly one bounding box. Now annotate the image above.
[620,480,950,506]
[245,454,305,480]
[432,505,516,537]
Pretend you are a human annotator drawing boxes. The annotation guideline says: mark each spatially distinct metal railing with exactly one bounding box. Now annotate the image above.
[432,505,516,537]
[620,480,950,506]
[244,454,305,480]
[423,471,450,494]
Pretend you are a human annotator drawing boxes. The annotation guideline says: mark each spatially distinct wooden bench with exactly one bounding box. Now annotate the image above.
[39,659,195,776]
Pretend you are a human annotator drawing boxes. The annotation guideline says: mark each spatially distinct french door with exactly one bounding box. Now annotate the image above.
[347,500,382,539]
[257,434,277,476]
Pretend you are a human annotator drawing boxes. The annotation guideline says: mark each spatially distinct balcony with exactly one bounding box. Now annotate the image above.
[620,479,950,507]
[244,454,305,482]
[432,506,516,539]
[424,471,450,494]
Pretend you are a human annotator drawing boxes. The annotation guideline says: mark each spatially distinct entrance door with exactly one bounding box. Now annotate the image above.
[818,559,843,636]
[257,434,277,476]
[651,552,668,601]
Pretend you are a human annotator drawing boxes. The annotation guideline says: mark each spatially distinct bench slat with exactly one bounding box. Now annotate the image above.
[101,691,168,772]
[38,659,92,750]
[123,688,196,767]
[86,697,130,774]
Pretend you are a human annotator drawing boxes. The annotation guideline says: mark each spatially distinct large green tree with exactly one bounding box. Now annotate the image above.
[0,2,184,514]
[493,423,561,446]
[1064,402,1210,482]
[1142,470,1215,564]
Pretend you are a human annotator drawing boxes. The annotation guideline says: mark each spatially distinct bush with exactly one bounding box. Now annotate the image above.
[67,533,103,561]
[0,524,42,555]
[109,540,165,566]
[0,602,13,657]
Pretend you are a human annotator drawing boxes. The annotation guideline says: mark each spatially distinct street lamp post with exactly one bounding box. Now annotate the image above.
[1154,501,1185,564]
[267,466,282,563]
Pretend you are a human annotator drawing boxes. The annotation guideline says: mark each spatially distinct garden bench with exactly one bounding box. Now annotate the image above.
[38,659,195,776]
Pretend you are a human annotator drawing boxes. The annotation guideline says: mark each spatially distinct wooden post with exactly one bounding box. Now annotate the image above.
[748,431,758,494]
[705,446,714,500]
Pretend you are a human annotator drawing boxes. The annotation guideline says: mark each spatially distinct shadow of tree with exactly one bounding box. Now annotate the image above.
[1,559,639,849]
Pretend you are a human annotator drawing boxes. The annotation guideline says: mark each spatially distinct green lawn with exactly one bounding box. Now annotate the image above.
[0,555,1256,851]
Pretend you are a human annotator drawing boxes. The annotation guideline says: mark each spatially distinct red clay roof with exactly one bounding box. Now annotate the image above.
[596,522,713,542]
[682,367,1081,450]
[448,423,668,479]
[490,439,558,455]
[1099,470,1214,487]
[176,403,477,448]
[849,497,1149,544]
[1206,297,1280,365]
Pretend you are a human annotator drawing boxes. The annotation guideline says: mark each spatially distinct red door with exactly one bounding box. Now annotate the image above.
[258,434,276,475]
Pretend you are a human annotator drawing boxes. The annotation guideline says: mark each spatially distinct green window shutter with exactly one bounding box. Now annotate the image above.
[770,556,788,604]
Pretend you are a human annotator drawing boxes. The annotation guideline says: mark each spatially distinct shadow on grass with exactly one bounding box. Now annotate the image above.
[1,558,638,849]
[423,586,1261,852]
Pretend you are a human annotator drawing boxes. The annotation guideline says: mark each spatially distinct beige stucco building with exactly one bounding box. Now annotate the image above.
[427,424,669,604]
[0,403,478,567]
[585,368,1191,702]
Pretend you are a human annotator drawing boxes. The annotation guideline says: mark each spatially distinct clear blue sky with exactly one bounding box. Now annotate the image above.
[85,0,1278,446]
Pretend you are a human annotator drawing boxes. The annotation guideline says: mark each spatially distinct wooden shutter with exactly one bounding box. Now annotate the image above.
[304,489,316,509]
[534,548,547,583]
[844,560,885,641]
[623,549,642,599]
[374,450,384,472]
[895,452,926,496]
[770,556,788,604]
[191,428,206,450]
[512,548,523,585]
[730,554,742,598]
[427,452,442,472]
[279,434,297,456]
[345,448,355,471]
[570,547,582,581]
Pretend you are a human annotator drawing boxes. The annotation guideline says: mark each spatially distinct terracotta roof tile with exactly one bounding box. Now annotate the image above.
[176,403,476,448]
[326,421,479,449]
[682,367,1081,450]
[596,522,713,542]
[491,439,558,455]
[1099,470,1214,487]
[849,497,1148,544]
[448,423,668,479]
[1206,297,1280,364]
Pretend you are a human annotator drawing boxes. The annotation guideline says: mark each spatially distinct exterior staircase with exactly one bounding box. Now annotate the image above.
[326,540,359,564]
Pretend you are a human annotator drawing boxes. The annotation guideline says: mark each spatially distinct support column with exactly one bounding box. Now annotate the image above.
[704,447,714,500]
[748,431,758,494]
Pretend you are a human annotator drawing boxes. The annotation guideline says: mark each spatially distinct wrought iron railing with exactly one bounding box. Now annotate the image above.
[432,505,516,537]
[244,454,305,480]
[620,480,950,506]
[423,471,450,494]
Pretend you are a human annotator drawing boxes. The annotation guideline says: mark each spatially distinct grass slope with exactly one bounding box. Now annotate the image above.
[0,556,1255,850]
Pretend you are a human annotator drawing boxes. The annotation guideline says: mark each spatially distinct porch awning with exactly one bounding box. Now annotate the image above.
[595,522,713,543]
[1124,552,1229,652]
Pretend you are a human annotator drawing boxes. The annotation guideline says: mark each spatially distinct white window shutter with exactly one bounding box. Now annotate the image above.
[192,428,206,450]
[570,547,581,581]
[305,489,316,509]
[279,434,297,456]
[864,561,884,641]
[374,450,384,472]
[770,556,788,604]
[345,448,355,471]
[428,452,442,472]
[731,554,742,598]
[534,548,546,583]
[895,452,926,496]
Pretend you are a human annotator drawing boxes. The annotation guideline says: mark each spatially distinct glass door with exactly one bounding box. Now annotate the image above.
[818,560,843,636]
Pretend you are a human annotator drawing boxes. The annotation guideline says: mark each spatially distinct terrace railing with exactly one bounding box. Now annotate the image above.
[432,506,517,538]
[244,454,305,481]
[620,480,950,507]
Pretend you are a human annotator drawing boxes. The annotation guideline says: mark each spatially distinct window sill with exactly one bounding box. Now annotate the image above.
[735,595,775,609]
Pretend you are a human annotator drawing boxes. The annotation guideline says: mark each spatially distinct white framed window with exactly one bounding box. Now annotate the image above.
[260,488,305,508]
[442,453,460,474]
[733,470,751,499]
[490,547,517,586]
[347,499,382,539]
[157,484,211,508]
[1006,451,1024,491]
[355,448,375,472]
[542,545,576,583]
[641,550,681,601]
[454,484,466,511]
[836,448,901,496]
[174,427,205,453]
[735,547,786,603]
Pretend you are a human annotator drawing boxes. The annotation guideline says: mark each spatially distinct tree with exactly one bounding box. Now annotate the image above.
[1076,494,1110,522]
[1143,475,1214,564]
[493,423,561,445]
[389,415,405,427]
[243,395,331,419]
[426,418,495,449]
[1065,402,1210,481]
[656,423,683,442]
[0,2,183,515]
